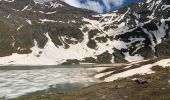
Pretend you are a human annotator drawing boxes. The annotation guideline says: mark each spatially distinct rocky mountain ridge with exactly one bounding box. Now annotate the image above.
[0,0,169,65]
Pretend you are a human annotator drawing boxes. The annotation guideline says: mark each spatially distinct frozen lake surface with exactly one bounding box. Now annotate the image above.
[0,65,98,99]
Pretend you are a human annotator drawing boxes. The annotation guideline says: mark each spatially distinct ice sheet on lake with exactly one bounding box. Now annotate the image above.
[0,67,97,99]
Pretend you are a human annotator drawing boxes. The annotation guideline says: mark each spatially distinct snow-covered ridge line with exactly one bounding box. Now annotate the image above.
[0,0,15,2]
[0,0,169,65]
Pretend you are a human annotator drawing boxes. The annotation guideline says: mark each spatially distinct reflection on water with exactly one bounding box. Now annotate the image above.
[0,65,98,99]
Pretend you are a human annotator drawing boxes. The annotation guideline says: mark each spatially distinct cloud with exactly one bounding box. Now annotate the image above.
[64,0,104,13]
[81,1,104,13]
[64,0,81,8]
[63,0,125,13]
[102,0,124,12]
[111,0,125,6]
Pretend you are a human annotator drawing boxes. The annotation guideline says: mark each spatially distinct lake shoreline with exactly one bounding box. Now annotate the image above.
[12,82,98,100]
[17,63,170,100]
[0,64,102,99]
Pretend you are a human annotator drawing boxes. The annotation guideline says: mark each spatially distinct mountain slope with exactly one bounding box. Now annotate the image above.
[0,0,169,65]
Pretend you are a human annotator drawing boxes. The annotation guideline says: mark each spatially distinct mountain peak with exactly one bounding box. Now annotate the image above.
[0,0,169,65]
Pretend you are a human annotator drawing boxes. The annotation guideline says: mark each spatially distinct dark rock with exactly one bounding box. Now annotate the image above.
[134,78,148,84]
[87,39,97,49]
[97,51,113,64]
[113,48,128,63]
[61,59,80,65]
[155,40,170,57]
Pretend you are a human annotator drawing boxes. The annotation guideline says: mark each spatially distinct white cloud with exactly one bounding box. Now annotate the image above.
[102,0,124,11]
[81,1,104,13]
[64,0,82,8]
[63,0,125,13]
[111,0,124,6]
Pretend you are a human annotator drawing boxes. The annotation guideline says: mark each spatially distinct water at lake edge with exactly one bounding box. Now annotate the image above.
[16,82,97,99]
[0,65,99,99]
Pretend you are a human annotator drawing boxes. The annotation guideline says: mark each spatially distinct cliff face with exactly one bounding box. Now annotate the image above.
[0,0,169,65]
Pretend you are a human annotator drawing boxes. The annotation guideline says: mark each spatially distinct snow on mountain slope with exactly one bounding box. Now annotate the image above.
[0,0,169,65]
[89,58,170,82]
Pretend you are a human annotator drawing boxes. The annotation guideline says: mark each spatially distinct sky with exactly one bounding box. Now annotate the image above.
[64,0,144,13]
